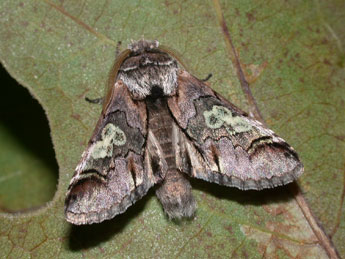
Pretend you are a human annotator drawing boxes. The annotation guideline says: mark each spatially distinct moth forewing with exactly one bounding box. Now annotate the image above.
[65,39,303,225]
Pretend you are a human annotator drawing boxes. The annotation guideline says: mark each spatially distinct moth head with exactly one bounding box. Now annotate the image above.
[128,40,159,55]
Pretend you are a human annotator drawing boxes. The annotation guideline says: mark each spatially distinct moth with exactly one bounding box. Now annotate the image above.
[65,40,303,225]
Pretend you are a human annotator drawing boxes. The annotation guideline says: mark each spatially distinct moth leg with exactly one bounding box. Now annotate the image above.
[155,169,196,219]
[201,73,212,82]
[85,96,104,105]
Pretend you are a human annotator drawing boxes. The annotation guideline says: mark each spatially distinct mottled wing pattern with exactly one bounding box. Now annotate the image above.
[168,71,303,190]
[65,81,158,225]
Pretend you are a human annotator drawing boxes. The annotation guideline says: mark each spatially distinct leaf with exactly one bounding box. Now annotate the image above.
[0,0,344,258]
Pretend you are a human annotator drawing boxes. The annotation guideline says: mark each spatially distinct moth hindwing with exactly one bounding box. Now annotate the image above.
[65,40,304,225]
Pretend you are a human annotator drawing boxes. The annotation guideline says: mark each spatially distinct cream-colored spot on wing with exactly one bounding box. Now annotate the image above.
[91,123,126,159]
[203,105,252,134]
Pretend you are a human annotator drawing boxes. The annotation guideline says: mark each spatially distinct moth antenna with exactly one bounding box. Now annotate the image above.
[115,41,122,57]
[103,48,131,111]
[158,44,191,72]
[128,39,135,49]
[85,97,104,105]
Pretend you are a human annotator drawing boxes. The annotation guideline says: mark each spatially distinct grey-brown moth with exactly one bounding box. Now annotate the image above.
[65,40,304,225]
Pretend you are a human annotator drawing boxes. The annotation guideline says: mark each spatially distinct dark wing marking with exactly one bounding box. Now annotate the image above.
[65,81,158,225]
[169,71,303,190]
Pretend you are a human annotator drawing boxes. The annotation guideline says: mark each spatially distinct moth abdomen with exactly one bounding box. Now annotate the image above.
[155,169,196,219]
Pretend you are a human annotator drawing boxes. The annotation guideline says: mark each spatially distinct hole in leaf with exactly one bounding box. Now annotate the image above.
[0,65,58,213]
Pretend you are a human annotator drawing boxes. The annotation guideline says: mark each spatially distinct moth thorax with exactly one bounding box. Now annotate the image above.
[117,55,179,100]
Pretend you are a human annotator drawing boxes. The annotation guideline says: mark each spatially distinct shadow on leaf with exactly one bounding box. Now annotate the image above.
[191,177,294,206]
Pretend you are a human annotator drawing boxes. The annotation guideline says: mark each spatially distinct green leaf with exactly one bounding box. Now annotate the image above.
[0,0,344,258]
